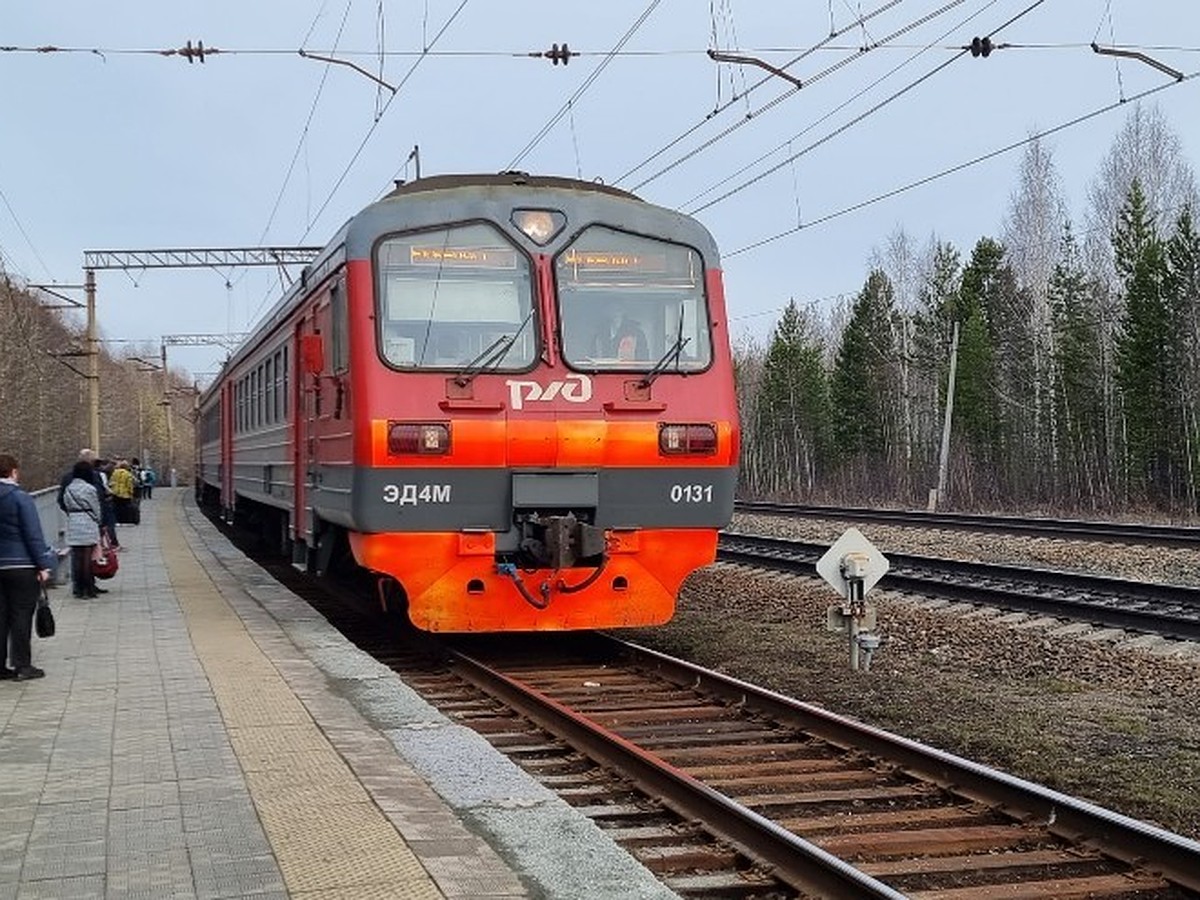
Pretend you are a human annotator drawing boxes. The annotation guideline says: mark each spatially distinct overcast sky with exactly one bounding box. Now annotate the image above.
[2,2,1198,380]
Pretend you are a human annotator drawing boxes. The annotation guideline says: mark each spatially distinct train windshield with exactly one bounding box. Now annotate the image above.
[556,227,712,373]
[376,223,536,371]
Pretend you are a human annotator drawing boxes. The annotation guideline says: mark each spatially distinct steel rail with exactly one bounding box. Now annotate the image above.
[605,636,1200,894]
[447,647,907,900]
[719,532,1200,641]
[734,500,1200,547]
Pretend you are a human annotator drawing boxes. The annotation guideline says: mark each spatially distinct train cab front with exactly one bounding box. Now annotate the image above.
[343,183,738,630]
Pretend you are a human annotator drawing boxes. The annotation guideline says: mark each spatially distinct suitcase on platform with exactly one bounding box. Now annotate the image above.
[116,499,141,525]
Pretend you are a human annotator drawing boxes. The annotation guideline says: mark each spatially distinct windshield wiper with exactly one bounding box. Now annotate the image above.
[638,331,690,388]
[453,309,535,388]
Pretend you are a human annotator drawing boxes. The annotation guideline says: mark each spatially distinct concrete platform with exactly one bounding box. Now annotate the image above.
[1,489,675,900]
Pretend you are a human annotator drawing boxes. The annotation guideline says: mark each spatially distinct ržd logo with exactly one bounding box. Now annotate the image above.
[506,373,592,410]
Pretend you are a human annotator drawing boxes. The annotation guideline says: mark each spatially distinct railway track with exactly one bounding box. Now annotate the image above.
[734,501,1200,548]
[719,532,1200,642]
[357,623,1200,898]
[218,515,1200,898]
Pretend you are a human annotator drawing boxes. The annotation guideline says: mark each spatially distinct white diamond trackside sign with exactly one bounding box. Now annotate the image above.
[816,527,890,599]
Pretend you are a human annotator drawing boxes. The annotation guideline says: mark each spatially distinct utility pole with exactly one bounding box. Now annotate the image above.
[85,268,100,453]
[161,342,173,477]
[930,321,960,511]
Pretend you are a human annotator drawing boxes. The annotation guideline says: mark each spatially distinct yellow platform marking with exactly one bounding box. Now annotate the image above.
[160,498,443,899]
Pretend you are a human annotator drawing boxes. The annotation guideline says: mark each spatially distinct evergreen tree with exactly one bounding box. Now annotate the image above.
[830,270,897,462]
[1048,223,1107,504]
[1164,206,1200,503]
[953,240,1004,480]
[753,300,831,495]
[1114,179,1176,499]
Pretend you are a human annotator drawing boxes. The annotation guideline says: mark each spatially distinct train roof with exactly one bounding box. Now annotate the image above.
[381,172,641,201]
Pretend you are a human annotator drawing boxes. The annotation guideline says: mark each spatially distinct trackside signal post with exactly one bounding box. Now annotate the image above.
[817,528,889,671]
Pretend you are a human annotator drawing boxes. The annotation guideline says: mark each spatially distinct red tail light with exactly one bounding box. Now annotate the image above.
[388,422,451,455]
[658,423,717,456]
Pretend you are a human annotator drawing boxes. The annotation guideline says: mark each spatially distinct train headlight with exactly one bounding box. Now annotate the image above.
[511,208,566,245]
[388,421,451,455]
[658,423,718,456]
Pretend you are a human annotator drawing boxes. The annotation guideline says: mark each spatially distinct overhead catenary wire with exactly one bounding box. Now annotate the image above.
[725,68,1199,258]
[253,0,470,325]
[726,192,1199,336]
[0,183,53,279]
[613,0,909,188]
[505,0,664,171]
[687,0,1050,216]
[631,0,973,194]
[242,0,355,323]
[2,41,1197,60]
[256,0,355,247]
[299,0,471,243]
[682,0,1002,210]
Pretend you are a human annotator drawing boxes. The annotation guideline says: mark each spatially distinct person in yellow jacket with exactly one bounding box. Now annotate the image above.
[109,459,138,526]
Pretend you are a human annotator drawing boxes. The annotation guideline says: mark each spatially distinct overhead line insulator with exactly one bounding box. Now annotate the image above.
[543,42,573,66]
[969,36,993,58]
[174,40,209,64]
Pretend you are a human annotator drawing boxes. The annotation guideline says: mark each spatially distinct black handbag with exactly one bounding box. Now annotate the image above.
[35,588,55,638]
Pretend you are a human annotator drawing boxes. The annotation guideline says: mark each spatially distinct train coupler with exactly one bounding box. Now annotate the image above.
[517,512,606,570]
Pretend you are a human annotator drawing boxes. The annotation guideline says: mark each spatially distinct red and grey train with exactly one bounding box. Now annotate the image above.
[197,172,739,631]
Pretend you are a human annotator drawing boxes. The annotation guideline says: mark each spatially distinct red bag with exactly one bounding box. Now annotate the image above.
[93,541,119,580]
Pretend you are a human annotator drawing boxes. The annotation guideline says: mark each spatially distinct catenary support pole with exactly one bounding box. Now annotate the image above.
[85,268,99,453]
[931,320,959,510]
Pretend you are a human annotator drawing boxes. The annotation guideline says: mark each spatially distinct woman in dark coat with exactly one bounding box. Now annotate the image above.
[0,453,54,680]
[62,460,104,598]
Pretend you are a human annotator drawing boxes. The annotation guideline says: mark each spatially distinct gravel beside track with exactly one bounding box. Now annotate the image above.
[624,524,1200,841]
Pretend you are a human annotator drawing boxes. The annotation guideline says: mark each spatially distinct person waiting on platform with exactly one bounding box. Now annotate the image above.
[57,448,99,510]
[140,466,156,500]
[94,459,119,549]
[110,459,137,525]
[62,461,105,598]
[0,453,55,681]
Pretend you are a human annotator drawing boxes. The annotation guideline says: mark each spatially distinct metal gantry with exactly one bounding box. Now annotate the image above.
[159,333,250,476]
[83,247,322,271]
[79,245,321,452]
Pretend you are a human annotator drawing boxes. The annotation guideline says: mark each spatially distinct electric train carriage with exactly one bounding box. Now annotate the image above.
[196,172,739,631]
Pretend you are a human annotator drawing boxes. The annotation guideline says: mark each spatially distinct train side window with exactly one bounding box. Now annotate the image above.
[331,281,348,373]
[272,350,283,423]
[265,356,274,423]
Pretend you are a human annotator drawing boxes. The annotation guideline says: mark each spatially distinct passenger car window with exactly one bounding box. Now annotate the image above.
[557,227,712,373]
[376,223,536,371]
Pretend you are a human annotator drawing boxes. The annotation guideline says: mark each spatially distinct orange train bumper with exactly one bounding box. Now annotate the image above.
[348,529,718,632]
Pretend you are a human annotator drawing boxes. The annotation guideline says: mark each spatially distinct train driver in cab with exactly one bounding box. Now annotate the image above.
[591,306,649,362]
